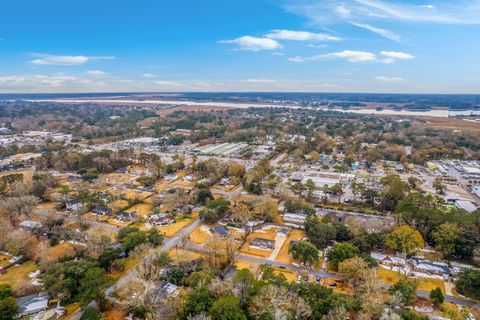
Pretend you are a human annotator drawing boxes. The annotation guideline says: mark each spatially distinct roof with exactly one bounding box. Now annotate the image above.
[370,252,406,265]
[412,258,450,274]
[211,226,229,236]
[16,292,49,316]
[455,200,477,213]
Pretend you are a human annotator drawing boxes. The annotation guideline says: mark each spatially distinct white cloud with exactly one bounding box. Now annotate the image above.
[29,54,115,66]
[419,4,436,9]
[266,29,341,41]
[141,73,157,78]
[86,70,107,76]
[288,56,308,63]
[350,22,401,42]
[271,52,285,56]
[307,44,328,49]
[289,50,376,63]
[153,80,186,87]
[322,50,377,62]
[284,0,480,25]
[242,79,278,83]
[219,36,281,51]
[289,50,415,64]
[380,51,415,59]
[374,75,404,82]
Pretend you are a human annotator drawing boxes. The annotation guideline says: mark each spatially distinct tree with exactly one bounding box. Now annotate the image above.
[233,269,255,307]
[389,279,417,306]
[289,241,319,265]
[432,177,446,194]
[327,243,361,270]
[431,222,459,257]
[305,216,336,249]
[305,179,316,199]
[251,284,311,320]
[455,268,480,300]
[209,296,246,320]
[330,183,344,203]
[380,174,409,211]
[385,225,424,257]
[0,284,13,300]
[429,287,444,306]
[78,267,111,306]
[322,305,348,320]
[80,307,102,320]
[0,297,17,320]
[185,287,214,316]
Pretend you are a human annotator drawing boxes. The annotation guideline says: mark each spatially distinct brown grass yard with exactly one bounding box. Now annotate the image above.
[0,260,37,291]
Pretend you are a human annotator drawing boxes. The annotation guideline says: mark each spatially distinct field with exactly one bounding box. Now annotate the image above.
[190,225,212,244]
[376,268,404,285]
[48,242,76,261]
[156,213,199,237]
[0,260,37,291]
[275,230,306,264]
[416,277,445,293]
[168,248,203,263]
[125,203,153,216]
[111,256,141,280]
[273,268,298,283]
[235,259,260,274]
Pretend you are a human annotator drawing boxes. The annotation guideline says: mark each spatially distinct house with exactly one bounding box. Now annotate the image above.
[283,213,307,228]
[210,226,230,237]
[370,252,407,268]
[15,292,49,318]
[411,257,450,277]
[115,211,136,222]
[149,213,175,226]
[19,220,42,232]
[250,237,275,250]
[92,206,112,215]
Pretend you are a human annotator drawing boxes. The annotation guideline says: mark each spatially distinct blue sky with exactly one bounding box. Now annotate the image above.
[0,0,479,93]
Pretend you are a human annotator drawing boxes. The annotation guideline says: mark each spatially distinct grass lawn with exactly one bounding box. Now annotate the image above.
[110,256,141,280]
[125,203,153,216]
[156,217,196,237]
[48,242,76,261]
[273,268,298,283]
[168,248,203,263]
[123,189,152,201]
[83,212,109,222]
[190,225,212,244]
[235,260,260,274]
[108,199,130,212]
[321,277,351,295]
[172,181,195,188]
[440,302,462,320]
[59,303,80,319]
[376,268,405,285]
[0,261,37,291]
[416,277,445,294]
[275,229,305,264]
